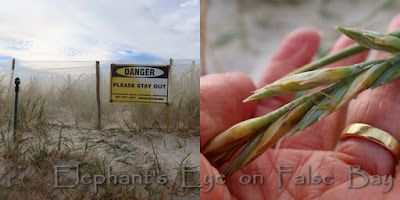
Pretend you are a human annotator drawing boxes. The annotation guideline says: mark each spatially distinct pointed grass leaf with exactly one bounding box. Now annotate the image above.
[203,94,316,159]
[243,88,280,102]
[244,59,390,102]
[336,27,400,53]
[201,117,271,158]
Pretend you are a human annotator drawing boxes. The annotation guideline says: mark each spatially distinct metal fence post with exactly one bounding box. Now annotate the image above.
[13,77,20,142]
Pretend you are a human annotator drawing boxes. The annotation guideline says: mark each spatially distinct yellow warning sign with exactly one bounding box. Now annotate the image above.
[110,64,170,104]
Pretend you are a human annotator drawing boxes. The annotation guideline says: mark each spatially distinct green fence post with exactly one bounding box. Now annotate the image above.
[13,77,20,142]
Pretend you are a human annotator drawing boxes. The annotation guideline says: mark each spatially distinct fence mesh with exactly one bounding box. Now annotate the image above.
[0,59,200,133]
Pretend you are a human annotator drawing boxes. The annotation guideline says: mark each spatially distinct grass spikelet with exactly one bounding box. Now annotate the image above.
[336,26,400,53]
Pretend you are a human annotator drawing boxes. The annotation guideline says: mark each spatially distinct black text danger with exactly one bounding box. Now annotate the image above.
[125,68,155,76]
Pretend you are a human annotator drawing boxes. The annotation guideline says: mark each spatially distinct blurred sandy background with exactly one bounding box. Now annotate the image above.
[202,0,400,82]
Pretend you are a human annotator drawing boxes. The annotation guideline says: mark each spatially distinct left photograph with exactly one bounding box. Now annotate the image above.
[0,1,200,199]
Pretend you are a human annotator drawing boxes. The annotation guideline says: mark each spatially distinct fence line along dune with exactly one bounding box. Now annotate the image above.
[0,59,200,199]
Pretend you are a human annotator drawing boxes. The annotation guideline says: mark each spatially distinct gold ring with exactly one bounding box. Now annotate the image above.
[341,123,400,161]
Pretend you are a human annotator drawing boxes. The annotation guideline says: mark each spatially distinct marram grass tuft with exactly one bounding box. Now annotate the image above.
[202,27,400,177]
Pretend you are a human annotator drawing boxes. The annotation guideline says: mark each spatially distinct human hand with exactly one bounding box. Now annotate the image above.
[200,14,400,199]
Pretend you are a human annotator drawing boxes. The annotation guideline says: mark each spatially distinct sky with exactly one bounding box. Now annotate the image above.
[0,0,199,62]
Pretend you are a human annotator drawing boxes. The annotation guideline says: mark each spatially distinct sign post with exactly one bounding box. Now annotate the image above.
[110,64,170,104]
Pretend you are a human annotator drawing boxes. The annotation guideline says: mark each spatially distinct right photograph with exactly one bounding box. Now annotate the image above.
[200,0,400,199]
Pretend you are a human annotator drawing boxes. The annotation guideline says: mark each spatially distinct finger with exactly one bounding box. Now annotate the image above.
[200,72,257,148]
[255,28,320,116]
[376,14,400,59]
[336,78,400,176]
[278,34,369,150]
[336,14,400,176]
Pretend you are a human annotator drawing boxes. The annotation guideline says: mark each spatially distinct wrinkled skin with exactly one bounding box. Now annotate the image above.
[200,14,400,200]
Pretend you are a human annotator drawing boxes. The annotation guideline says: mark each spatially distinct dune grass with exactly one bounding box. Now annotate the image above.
[0,61,200,199]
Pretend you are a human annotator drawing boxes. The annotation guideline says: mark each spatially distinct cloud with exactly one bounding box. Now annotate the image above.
[0,37,33,52]
[180,0,199,8]
[159,4,200,34]
[0,0,199,64]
